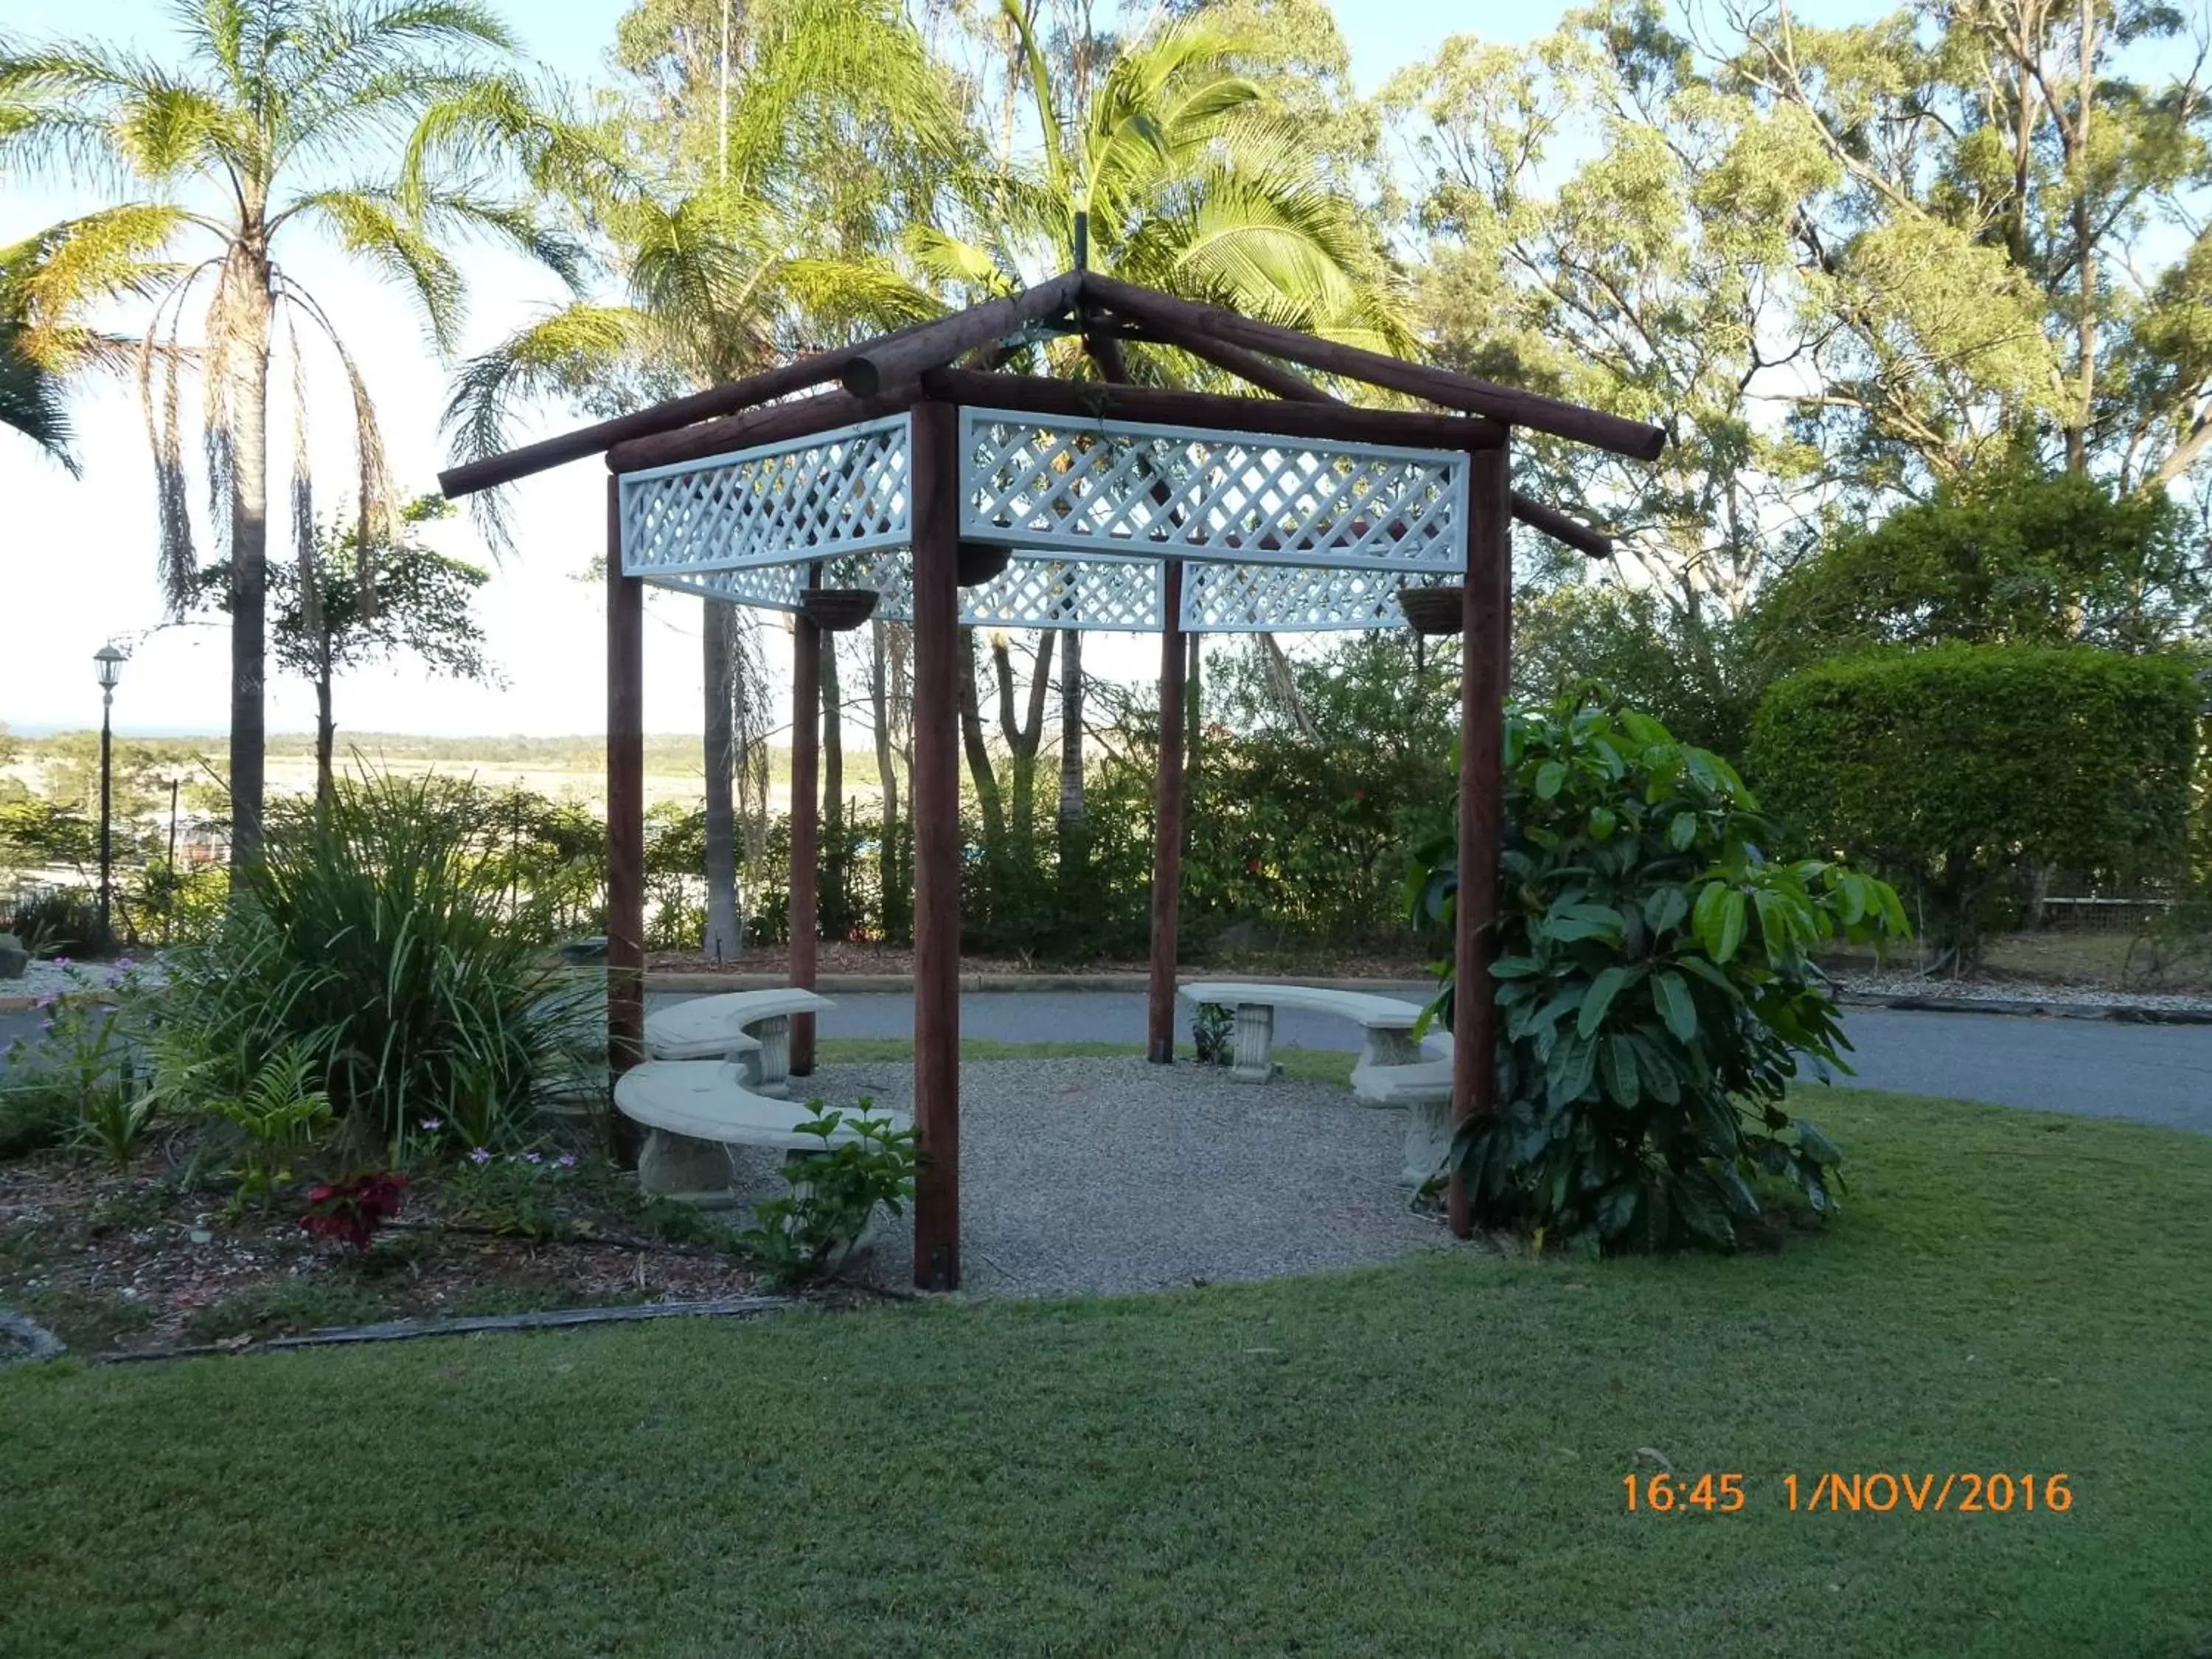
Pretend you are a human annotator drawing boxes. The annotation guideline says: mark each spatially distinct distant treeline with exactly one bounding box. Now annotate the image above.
[12,731,790,779]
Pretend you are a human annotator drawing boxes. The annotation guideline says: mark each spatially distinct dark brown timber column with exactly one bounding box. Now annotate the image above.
[1450,441,1512,1237]
[908,401,962,1290]
[1147,560,1187,1064]
[789,582,821,1075]
[605,475,646,1168]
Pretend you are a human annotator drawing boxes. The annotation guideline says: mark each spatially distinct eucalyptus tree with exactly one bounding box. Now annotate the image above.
[924,0,1412,852]
[448,0,964,956]
[0,0,582,863]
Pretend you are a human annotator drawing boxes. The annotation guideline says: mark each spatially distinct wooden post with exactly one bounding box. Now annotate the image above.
[790,588,821,1077]
[1449,441,1512,1237]
[605,475,646,1168]
[1147,560,1187,1064]
[908,400,962,1290]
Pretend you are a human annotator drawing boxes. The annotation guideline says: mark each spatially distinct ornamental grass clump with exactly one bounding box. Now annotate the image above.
[152,771,594,1161]
[1407,695,1909,1253]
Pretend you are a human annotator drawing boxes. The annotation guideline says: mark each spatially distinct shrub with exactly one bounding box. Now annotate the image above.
[151,771,595,1160]
[299,1172,409,1251]
[1191,1003,1234,1066]
[1748,645,2199,959]
[1,967,156,1164]
[1406,695,1908,1253]
[740,1102,917,1285]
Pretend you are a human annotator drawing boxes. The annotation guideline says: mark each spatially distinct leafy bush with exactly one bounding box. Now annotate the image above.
[1,967,156,1164]
[1191,1003,1234,1066]
[194,1043,335,1207]
[152,772,595,1160]
[1406,695,1908,1253]
[299,1172,409,1251]
[740,1102,917,1285]
[1748,645,2199,960]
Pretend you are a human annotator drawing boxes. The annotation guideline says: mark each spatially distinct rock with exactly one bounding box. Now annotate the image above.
[0,935,26,981]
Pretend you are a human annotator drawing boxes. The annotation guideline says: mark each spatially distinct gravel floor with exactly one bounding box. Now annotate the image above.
[718,1057,1453,1299]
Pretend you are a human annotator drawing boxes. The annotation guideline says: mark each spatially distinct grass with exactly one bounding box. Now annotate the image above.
[4,1071,2211,1657]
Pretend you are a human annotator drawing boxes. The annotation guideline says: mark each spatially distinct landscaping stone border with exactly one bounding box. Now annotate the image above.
[1,1306,67,1365]
[89,1293,801,1366]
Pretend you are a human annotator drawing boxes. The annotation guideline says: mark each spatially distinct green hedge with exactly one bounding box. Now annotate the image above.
[1747,645,2199,953]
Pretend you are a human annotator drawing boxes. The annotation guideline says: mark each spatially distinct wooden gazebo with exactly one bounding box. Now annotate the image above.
[438,271,1664,1290]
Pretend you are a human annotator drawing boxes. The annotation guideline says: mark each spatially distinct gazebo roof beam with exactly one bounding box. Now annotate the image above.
[1509,491,1613,559]
[606,387,910,475]
[916,367,1506,451]
[838,273,1084,400]
[1080,272,1666,462]
[439,273,1082,500]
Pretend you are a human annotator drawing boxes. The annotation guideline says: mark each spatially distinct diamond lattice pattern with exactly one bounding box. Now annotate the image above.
[961,408,1464,571]
[620,416,910,576]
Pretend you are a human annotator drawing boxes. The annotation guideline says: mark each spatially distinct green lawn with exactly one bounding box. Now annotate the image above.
[4,1074,2211,1658]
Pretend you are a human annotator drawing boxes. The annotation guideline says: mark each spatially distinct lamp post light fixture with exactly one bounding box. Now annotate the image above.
[93,643,127,952]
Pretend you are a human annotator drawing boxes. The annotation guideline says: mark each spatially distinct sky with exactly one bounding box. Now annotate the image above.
[0,0,1854,743]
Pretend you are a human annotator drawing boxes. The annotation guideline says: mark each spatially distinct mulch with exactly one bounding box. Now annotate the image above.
[0,1139,767,1357]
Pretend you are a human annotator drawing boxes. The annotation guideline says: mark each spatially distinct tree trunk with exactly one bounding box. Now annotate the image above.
[1182,630,1201,824]
[821,629,846,938]
[226,242,274,869]
[868,620,905,940]
[990,628,1054,844]
[702,599,742,961]
[1057,625,1084,835]
[957,627,1005,848]
[313,654,335,811]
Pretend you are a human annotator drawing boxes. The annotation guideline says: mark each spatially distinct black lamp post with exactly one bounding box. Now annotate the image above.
[94,644,126,950]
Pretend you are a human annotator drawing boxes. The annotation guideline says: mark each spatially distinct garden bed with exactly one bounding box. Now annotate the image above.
[0,1130,774,1356]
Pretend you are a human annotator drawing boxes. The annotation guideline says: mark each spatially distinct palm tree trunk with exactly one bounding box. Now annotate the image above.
[313,653,335,810]
[702,599,741,961]
[227,248,274,869]
[821,630,845,937]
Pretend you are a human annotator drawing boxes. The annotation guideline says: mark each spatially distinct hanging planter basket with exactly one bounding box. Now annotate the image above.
[1398,585,1465,637]
[956,541,1012,586]
[801,588,880,633]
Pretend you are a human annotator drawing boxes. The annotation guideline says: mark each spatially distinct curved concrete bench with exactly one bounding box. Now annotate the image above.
[644,987,835,1097]
[1353,1034,1457,1187]
[615,1058,911,1205]
[1178,981,1433,1084]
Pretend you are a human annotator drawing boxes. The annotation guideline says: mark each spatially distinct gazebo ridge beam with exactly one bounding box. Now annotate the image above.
[1079,272,1667,463]
[839,272,1085,400]
[916,368,1506,451]
[439,273,1083,498]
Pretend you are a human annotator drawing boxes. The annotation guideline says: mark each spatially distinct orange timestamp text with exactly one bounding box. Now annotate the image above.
[1623,1470,2073,1514]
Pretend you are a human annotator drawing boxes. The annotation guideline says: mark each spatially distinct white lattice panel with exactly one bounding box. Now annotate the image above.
[1183,563,1417,632]
[961,554,1163,630]
[620,414,910,577]
[960,407,1465,572]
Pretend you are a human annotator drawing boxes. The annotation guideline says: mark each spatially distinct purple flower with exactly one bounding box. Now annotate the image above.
[554,1155,577,1169]
[524,1152,542,1165]
[116,958,135,969]
[38,1020,54,1034]
[468,1147,492,1165]
[33,995,55,1011]
[420,1117,443,1133]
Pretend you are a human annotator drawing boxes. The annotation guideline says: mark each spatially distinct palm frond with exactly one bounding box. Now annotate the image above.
[283,186,465,351]
[439,302,655,547]
[0,313,77,470]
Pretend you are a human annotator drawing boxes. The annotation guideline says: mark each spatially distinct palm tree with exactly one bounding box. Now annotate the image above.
[919,0,1412,856]
[0,0,580,863]
[0,314,76,469]
[447,0,964,957]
